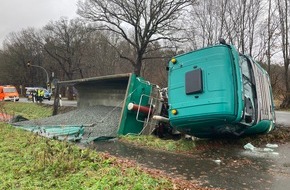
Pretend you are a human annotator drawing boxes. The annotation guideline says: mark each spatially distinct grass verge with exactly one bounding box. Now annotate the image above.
[0,124,175,189]
[1,102,52,120]
[0,102,210,189]
[120,135,196,154]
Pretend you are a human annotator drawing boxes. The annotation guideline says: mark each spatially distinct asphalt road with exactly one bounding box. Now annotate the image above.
[275,111,290,126]
[19,97,77,107]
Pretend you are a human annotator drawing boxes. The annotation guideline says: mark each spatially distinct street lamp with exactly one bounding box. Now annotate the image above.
[27,61,50,90]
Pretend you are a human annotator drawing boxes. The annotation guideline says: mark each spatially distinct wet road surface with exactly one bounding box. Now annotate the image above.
[89,141,290,190]
[275,111,290,126]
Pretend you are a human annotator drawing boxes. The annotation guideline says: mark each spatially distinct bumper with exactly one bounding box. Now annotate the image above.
[4,96,19,101]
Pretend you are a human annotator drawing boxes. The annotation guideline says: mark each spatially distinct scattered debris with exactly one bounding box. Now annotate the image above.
[10,115,28,123]
[243,142,280,157]
[263,148,274,152]
[243,143,255,151]
[266,143,279,148]
[213,159,221,165]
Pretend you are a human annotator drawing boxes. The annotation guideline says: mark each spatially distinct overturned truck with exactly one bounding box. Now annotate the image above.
[14,43,276,141]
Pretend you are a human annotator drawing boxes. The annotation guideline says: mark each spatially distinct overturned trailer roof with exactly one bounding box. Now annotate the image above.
[58,73,132,85]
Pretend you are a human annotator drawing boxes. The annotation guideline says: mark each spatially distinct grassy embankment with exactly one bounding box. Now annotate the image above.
[1,101,53,120]
[0,102,208,190]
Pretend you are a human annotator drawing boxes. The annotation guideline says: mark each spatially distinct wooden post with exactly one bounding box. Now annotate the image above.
[52,83,60,116]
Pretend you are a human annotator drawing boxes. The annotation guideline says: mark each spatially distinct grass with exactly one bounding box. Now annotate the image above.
[0,102,179,190]
[120,135,196,153]
[120,125,290,154]
[1,102,52,120]
[0,124,173,189]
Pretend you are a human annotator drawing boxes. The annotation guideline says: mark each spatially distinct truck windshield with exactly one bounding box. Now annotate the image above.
[3,87,17,93]
[239,55,257,125]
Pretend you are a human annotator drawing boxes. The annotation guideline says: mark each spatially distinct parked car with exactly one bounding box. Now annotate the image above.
[25,87,52,101]
[0,85,20,101]
[43,89,52,100]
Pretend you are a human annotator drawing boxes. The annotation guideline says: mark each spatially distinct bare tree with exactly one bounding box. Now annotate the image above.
[142,42,174,87]
[0,28,44,88]
[77,0,192,76]
[223,0,263,54]
[39,18,94,99]
[264,0,280,76]
[41,18,91,81]
[191,0,228,47]
[190,0,262,55]
[277,0,290,108]
[80,31,123,77]
[266,0,272,75]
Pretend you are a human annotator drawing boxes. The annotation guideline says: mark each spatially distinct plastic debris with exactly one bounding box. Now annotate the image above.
[242,143,280,158]
[266,143,279,148]
[263,148,274,152]
[244,143,255,151]
[213,160,221,164]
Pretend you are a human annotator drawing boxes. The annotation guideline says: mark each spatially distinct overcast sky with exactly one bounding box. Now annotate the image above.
[0,0,79,48]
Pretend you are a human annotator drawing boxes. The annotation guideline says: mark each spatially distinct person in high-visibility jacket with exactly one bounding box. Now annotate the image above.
[36,89,45,103]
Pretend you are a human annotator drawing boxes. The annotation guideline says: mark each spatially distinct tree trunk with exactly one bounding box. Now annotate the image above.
[134,63,142,76]
[67,86,75,100]
[134,53,143,77]
[267,0,271,76]
[52,83,60,116]
[278,0,290,108]
[280,62,290,108]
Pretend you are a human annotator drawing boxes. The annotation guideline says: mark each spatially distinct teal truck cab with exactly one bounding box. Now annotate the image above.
[167,44,275,138]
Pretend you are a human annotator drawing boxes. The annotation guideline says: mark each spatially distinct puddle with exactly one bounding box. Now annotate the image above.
[83,141,290,190]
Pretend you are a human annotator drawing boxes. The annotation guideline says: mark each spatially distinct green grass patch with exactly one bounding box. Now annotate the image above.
[0,102,52,120]
[120,135,196,153]
[0,102,179,189]
[0,124,173,189]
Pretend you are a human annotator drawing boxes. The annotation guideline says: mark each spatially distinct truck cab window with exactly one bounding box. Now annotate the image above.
[239,56,257,125]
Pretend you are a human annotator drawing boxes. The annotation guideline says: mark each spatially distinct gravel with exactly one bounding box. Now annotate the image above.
[14,105,122,142]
